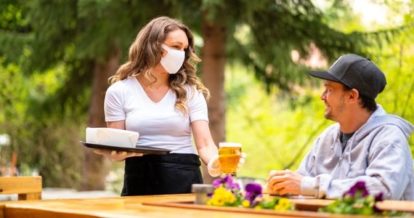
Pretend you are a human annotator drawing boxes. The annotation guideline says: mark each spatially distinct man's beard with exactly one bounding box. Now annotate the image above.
[323,97,346,121]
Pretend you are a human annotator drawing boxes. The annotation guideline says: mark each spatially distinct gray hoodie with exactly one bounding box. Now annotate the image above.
[298,105,414,200]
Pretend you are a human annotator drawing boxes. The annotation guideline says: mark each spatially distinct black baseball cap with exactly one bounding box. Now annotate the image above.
[309,54,386,99]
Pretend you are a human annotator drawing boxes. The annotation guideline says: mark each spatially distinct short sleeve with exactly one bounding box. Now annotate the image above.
[104,83,126,122]
[187,87,209,122]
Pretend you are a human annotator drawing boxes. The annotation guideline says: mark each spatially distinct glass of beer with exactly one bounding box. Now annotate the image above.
[218,142,242,175]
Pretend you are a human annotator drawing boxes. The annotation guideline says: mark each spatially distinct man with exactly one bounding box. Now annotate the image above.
[267,54,414,200]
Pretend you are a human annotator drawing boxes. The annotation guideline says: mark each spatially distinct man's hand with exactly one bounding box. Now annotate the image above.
[93,149,143,161]
[266,169,303,196]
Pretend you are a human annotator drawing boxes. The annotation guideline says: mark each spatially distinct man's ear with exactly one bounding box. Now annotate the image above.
[348,88,360,103]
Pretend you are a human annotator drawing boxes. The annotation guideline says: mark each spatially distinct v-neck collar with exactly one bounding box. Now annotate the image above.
[133,77,171,104]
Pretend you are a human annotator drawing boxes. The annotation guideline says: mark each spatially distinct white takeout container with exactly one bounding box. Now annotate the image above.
[85,128,139,148]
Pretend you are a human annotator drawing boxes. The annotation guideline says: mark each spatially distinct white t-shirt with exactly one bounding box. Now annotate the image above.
[104,76,208,154]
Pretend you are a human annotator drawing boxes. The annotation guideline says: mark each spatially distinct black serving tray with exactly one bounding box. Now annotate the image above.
[81,141,170,155]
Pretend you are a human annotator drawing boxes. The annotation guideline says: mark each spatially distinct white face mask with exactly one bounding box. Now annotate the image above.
[160,44,185,74]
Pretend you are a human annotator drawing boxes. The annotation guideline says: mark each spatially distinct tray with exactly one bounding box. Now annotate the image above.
[142,198,414,217]
[80,141,170,155]
[142,201,337,218]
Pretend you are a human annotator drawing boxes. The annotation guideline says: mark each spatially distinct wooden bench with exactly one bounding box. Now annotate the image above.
[0,176,42,200]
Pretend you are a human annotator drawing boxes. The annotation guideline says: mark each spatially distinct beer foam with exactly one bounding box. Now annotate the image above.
[219,142,241,147]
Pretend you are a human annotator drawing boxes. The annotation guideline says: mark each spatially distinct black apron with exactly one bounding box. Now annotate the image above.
[121,153,203,196]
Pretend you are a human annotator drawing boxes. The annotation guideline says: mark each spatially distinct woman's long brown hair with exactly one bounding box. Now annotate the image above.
[109,16,209,114]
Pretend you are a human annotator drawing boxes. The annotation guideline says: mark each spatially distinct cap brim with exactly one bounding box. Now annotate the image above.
[309,71,341,83]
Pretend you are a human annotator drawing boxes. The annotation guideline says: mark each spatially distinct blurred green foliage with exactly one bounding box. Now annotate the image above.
[226,65,329,179]
[0,59,85,187]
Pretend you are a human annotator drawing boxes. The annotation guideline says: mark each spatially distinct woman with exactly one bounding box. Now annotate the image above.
[99,16,220,195]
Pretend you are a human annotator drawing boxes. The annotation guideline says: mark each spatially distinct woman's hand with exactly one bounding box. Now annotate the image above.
[207,153,247,177]
[93,149,143,161]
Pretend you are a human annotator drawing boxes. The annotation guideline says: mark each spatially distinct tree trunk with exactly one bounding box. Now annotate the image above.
[81,48,120,190]
[200,14,227,183]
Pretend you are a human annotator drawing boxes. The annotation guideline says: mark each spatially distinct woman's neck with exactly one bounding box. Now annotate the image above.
[138,67,169,89]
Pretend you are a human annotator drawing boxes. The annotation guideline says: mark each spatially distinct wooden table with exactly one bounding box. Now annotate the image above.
[2,194,414,218]
[1,194,280,218]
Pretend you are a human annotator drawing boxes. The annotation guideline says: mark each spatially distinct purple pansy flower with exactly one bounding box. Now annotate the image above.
[212,177,223,188]
[374,192,383,202]
[212,175,240,191]
[244,183,262,205]
[344,181,369,197]
[322,180,386,215]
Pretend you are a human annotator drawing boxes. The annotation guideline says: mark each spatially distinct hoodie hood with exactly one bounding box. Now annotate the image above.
[353,105,414,141]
